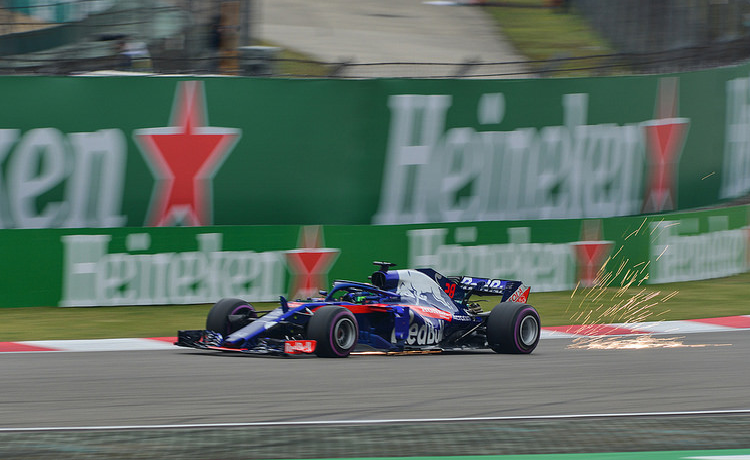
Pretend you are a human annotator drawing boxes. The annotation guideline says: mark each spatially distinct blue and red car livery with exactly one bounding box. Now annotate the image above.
[176,262,541,357]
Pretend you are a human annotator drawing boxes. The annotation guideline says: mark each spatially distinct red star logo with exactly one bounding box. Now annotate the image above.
[572,220,613,287]
[134,81,240,226]
[642,77,690,214]
[285,226,340,300]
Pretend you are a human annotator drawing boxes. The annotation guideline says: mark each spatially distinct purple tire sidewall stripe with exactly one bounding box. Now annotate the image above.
[227,304,254,335]
[514,307,539,353]
[230,305,251,316]
[329,311,356,357]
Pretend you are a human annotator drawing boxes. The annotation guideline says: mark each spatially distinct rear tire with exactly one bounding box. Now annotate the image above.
[486,302,540,354]
[307,306,358,358]
[206,298,257,337]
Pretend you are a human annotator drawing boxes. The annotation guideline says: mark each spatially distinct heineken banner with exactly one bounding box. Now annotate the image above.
[1,66,750,228]
[0,204,747,307]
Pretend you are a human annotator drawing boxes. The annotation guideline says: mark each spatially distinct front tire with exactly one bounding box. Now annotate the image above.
[206,298,257,337]
[307,306,359,358]
[486,302,540,354]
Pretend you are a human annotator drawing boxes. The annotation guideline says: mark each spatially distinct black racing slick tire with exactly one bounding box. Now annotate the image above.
[486,302,540,354]
[307,306,359,358]
[206,298,257,337]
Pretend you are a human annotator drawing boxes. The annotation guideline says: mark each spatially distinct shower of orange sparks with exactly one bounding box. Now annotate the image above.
[565,222,689,350]
[569,335,730,350]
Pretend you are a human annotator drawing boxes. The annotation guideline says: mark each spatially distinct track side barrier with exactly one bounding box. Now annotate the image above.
[0,204,746,308]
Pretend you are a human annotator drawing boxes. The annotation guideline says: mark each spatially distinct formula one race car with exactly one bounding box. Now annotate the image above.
[176,262,541,357]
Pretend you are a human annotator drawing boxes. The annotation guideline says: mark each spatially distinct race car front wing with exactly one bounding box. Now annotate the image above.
[175,330,316,356]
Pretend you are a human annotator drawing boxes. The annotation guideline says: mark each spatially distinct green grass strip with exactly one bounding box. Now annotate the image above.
[483,0,622,76]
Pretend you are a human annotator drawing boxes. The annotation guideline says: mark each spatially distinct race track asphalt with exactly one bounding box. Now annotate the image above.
[259,0,530,77]
[2,331,748,429]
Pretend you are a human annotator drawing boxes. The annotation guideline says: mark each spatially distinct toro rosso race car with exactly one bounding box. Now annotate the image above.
[176,262,541,357]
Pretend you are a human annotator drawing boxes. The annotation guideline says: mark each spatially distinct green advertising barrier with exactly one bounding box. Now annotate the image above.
[1,64,750,228]
[8,0,114,23]
[0,204,746,308]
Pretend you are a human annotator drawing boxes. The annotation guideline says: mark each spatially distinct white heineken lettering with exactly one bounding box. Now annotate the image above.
[409,227,574,292]
[9,128,68,227]
[721,75,750,199]
[0,129,19,226]
[0,128,126,228]
[376,94,452,225]
[650,219,747,283]
[374,93,645,224]
[66,130,127,227]
[60,233,285,306]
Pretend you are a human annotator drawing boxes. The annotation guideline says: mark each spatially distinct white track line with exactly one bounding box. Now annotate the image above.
[610,321,738,334]
[19,338,175,352]
[2,409,750,432]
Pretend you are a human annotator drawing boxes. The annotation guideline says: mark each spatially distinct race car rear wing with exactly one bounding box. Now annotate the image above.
[449,276,531,304]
